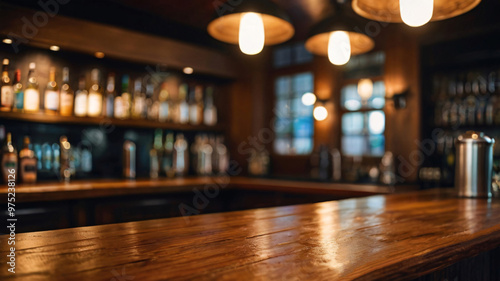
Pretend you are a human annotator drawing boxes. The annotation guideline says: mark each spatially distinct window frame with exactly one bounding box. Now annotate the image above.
[339,76,387,158]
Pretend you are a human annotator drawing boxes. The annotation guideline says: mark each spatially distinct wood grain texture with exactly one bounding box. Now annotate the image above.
[1,189,499,280]
[0,177,414,203]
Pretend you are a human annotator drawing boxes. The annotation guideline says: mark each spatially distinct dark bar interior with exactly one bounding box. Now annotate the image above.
[1,0,500,280]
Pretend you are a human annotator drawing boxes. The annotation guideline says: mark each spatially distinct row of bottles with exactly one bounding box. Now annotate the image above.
[433,71,500,127]
[0,130,92,184]
[0,59,218,126]
[145,130,229,180]
[309,145,397,185]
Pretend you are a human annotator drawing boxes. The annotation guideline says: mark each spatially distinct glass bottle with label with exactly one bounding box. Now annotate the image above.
[123,140,136,179]
[13,69,23,111]
[178,84,189,124]
[87,68,103,117]
[1,132,17,183]
[59,67,74,116]
[189,85,204,125]
[0,59,13,111]
[146,82,159,120]
[163,131,175,178]
[104,73,115,118]
[204,86,217,126]
[24,62,40,112]
[173,133,189,176]
[19,136,37,183]
[158,88,169,122]
[74,76,88,117]
[120,75,132,119]
[150,129,163,179]
[132,78,146,119]
[44,67,59,114]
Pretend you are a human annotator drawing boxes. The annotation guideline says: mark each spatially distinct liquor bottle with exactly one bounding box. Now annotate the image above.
[44,67,59,114]
[34,143,42,170]
[120,75,132,119]
[132,78,146,119]
[331,148,342,181]
[173,133,188,176]
[213,135,229,175]
[81,147,92,173]
[199,135,213,175]
[158,88,169,122]
[59,67,74,116]
[190,135,201,174]
[74,76,88,117]
[189,85,203,125]
[204,86,217,126]
[104,73,115,118]
[52,143,60,172]
[13,69,23,111]
[150,129,163,179]
[163,131,175,178]
[24,62,40,112]
[41,142,52,171]
[1,133,17,183]
[178,84,189,124]
[19,136,37,183]
[0,59,13,111]
[87,68,103,117]
[123,140,136,179]
[146,82,158,120]
[60,136,72,182]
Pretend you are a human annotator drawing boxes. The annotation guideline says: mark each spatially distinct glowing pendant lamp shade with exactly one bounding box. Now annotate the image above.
[207,0,294,55]
[305,12,374,66]
[352,0,481,27]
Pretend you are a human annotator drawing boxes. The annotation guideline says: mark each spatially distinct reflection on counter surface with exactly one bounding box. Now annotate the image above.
[1,0,500,279]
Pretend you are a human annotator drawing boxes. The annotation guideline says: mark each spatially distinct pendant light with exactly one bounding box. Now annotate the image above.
[352,0,481,27]
[305,1,375,66]
[207,0,294,55]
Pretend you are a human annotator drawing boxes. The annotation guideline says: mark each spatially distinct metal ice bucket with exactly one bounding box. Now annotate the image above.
[455,131,495,198]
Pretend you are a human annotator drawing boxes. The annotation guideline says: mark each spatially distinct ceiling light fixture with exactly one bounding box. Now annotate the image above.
[352,0,481,27]
[95,52,105,59]
[2,38,12,44]
[183,67,194,75]
[49,45,60,51]
[305,0,374,66]
[207,0,294,55]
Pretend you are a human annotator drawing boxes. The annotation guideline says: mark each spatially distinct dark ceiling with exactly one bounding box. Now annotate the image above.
[1,0,499,51]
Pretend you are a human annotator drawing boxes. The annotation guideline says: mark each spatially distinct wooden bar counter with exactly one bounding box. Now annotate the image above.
[1,189,500,280]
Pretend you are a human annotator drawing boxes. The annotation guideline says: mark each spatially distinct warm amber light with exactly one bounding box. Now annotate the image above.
[301,93,317,106]
[239,13,265,55]
[49,45,60,51]
[400,0,434,27]
[2,38,12,44]
[358,79,373,100]
[328,31,351,65]
[183,67,194,75]
[95,52,105,58]
[313,105,328,121]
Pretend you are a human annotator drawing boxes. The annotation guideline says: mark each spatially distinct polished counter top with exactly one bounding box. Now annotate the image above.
[1,189,499,280]
[0,176,416,202]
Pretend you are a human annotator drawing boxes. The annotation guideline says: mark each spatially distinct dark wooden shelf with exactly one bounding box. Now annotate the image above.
[0,111,225,132]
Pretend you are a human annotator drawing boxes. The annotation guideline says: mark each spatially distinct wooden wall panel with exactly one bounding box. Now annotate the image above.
[0,4,237,78]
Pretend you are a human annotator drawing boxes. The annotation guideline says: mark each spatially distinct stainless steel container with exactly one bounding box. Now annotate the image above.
[455,131,495,198]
